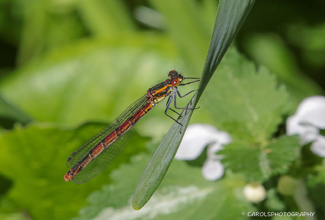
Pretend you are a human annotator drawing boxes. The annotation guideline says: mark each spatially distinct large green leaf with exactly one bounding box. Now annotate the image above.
[0,123,148,220]
[220,136,301,182]
[73,144,253,220]
[132,97,197,210]
[201,47,290,143]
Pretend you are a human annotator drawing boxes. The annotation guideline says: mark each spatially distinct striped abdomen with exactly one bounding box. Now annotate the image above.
[64,102,153,181]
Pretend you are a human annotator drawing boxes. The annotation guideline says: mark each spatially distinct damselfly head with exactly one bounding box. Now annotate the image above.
[168,70,178,78]
[167,70,184,87]
[168,70,184,82]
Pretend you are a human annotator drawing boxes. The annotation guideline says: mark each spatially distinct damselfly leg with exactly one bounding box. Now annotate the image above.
[164,78,200,126]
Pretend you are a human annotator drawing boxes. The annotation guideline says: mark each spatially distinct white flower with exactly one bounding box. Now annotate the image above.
[243,183,266,203]
[175,124,232,181]
[286,96,325,157]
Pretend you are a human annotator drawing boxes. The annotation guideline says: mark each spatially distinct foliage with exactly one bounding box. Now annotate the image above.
[73,144,253,220]
[0,0,324,220]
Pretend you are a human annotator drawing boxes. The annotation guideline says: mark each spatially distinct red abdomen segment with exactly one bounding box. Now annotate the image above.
[64,103,153,182]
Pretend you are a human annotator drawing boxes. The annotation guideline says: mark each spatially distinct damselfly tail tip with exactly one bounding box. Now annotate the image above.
[64,171,74,182]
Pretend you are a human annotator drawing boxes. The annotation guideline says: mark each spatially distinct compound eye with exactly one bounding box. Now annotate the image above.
[172,79,178,85]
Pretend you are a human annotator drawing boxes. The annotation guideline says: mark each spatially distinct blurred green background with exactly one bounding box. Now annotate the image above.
[0,0,324,220]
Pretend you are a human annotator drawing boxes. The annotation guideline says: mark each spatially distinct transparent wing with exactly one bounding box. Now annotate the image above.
[73,128,135,184]
[66,95,148,182]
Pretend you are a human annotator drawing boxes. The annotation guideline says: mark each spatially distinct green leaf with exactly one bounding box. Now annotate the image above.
[242,34,323,111]
[197,0,256,101]
[133,0,256,209]
[220,136,301,182]
[200,47,290,143]
[74,145,253,220]
[132,97,196,210]
[0,123,148,220]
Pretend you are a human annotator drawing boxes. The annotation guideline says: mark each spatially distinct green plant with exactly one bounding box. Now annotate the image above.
[0,0,324,220]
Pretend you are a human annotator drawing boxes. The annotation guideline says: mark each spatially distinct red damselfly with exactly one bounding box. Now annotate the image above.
[64,70,199,184]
